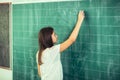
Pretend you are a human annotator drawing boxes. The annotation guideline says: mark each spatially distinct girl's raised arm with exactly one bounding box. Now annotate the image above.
[60,11,85,52]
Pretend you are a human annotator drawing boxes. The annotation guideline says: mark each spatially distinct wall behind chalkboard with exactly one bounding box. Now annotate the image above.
[13,0,120,80]
[0,4,10,68]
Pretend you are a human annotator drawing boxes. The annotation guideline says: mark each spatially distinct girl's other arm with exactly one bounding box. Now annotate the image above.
[37,64,41,77]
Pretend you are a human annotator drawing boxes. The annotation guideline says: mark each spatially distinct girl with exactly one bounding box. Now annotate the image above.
[36,11,85,80]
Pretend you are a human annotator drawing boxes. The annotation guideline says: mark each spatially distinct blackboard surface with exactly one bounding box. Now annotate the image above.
[13,0,120,80]
[0,4,10,68]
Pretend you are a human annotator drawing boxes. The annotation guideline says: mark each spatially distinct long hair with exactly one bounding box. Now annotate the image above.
[38,27,54,65]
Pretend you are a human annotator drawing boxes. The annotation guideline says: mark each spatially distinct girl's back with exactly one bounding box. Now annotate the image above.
[36,44,63,80]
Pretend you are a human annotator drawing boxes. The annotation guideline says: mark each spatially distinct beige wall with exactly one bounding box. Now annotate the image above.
[0,68,12,80]
[0,0,12,2]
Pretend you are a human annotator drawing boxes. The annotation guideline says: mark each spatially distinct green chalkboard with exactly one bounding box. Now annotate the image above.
[13,0,120,80]
[0,4,10,68]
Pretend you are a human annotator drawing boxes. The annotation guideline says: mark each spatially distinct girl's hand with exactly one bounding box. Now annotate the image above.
[78,10,85,21]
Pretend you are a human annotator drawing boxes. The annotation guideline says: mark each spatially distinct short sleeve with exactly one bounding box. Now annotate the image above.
[51,44,60,53]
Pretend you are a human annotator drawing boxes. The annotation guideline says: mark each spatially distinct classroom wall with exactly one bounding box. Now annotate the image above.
[0,0,76,3]
[0,0,12,3]
[0,68,12,80]
[13,0,120,80]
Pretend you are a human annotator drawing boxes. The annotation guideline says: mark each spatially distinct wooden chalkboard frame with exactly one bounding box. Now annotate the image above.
[0,2,12,69]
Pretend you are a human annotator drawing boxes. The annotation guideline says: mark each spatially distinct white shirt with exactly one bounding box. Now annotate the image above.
[36,44,63,80]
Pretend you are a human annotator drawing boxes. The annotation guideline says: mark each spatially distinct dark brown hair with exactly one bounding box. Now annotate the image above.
[38,27,54,65]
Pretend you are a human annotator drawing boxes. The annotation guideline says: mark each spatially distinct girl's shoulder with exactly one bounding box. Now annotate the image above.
[49,44,60,50]
[43,44,60,55]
